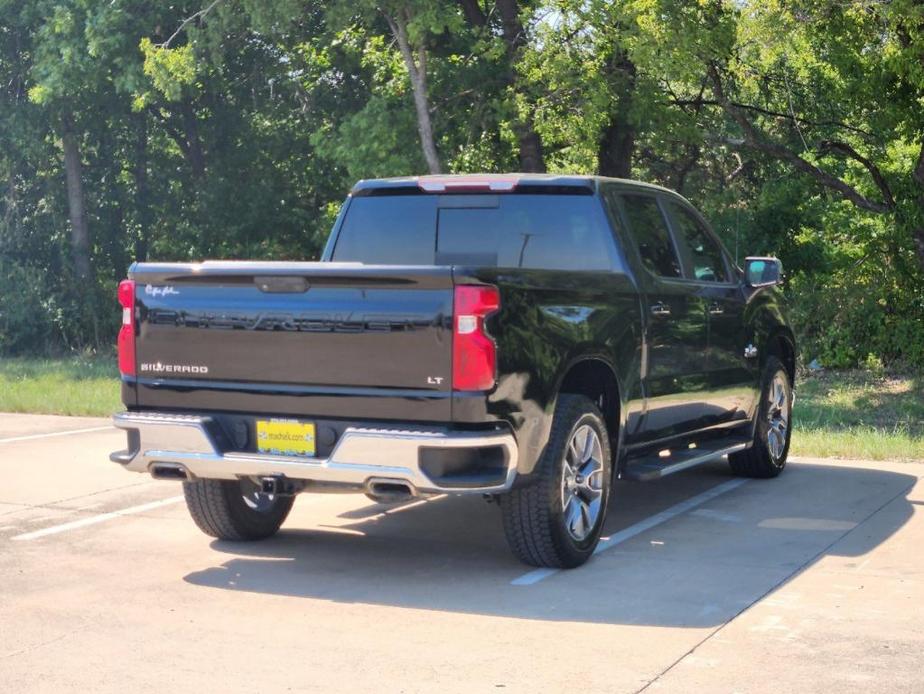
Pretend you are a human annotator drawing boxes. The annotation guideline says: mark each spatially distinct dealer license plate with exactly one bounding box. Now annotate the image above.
[256,419,316,457]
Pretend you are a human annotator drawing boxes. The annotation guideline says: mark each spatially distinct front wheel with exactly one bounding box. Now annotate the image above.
[183,478,295,540]
[729,356,793,478]
[501,394,612,568]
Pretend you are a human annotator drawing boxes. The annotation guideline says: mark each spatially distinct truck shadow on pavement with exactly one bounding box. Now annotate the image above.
[183,461,917,626]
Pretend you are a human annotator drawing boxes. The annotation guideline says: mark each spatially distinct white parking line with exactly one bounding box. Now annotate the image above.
[0,426,113,444]
[11,496,184,541]
[511,478,748,586]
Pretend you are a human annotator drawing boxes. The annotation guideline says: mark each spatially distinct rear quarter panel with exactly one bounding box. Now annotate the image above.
[455,267,643,475]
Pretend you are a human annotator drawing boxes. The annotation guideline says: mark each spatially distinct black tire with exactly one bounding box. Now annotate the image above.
[729,356,792,478]
[501,394,612,568]
[182,478,295,541]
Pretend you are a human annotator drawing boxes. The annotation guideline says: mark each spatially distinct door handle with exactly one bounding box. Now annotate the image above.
[650,301,671,317]
[709,302,724,315]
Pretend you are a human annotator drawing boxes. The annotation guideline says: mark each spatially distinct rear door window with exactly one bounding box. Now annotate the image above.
[666,201,729,283]
[332,193,617,271]
[618,194,682,278]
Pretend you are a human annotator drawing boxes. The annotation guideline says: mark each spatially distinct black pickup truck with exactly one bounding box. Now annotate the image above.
[111,174,795,568]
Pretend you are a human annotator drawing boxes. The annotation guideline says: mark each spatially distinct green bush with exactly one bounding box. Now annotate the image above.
[789,270,924,371]
[0,261,118,356]
[0,261,56,354]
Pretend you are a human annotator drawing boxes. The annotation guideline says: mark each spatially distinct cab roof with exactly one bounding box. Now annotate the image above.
[350,174,675,197]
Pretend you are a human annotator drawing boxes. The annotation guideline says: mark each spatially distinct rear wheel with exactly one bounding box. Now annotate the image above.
[729,356,792,478]
[501,394,612,568]
[183,478,294,540]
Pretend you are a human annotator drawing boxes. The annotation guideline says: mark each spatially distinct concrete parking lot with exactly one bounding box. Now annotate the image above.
[1,412,922,693]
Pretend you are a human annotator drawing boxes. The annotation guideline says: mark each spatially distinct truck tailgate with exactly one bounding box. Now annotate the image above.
[126,262,454,418]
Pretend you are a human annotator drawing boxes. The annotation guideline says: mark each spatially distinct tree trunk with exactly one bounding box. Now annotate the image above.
[597,120,634,179]
[495,0,526,49]
[60,114,91,281]
[597,48,636,178]
[386,10,442,174]
[180,98,206,179]
[2,159,18,236]
[456,0,487,27]
[133,115,151,262]
[515,120,545,173]
[495,0,546,172]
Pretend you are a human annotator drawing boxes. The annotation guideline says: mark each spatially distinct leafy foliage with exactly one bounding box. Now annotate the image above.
[0,0,922,368]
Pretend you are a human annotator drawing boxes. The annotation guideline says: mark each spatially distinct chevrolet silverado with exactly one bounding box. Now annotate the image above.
[111,174,795,568]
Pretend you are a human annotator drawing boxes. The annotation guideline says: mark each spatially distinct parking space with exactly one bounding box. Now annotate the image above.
[1,415,922,693]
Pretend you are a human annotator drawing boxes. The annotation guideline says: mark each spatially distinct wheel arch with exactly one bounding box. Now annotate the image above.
[764,328,796,385]
[555,357,623,468]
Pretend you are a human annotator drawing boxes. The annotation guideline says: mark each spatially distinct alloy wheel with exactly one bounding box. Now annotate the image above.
[766,372,789,463]
[561,424,605,542]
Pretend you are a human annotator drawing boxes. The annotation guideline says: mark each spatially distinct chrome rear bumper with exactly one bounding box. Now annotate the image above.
[111,411,518,495]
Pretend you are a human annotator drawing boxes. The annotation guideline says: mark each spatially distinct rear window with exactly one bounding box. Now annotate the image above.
[330,195,437,265]
[331,194,616,271]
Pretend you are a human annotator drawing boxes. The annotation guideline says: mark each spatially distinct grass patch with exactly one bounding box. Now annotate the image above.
[792,369,924,461]
[0,354,121,417]
[0,356,921,461]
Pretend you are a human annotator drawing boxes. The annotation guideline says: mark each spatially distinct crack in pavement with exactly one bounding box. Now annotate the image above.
[1,627,88,661]
[0,480,156,518]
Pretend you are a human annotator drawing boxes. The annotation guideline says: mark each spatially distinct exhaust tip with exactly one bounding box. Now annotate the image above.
[150,463,189,481]
[364,478,416,503]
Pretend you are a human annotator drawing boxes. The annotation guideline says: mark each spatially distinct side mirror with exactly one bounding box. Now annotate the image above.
[744,256,783,287]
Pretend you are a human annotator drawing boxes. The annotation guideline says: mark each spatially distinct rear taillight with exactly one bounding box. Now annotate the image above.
[118,279,136,377]
[452,285,500,391]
